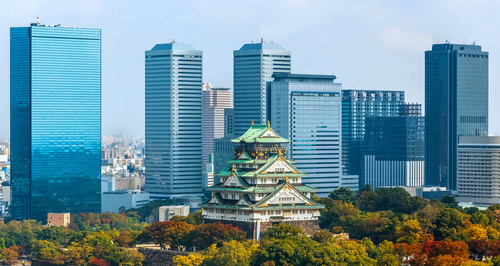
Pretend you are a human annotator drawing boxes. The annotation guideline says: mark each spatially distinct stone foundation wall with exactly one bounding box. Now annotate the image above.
[204,219,320,239]
[137,248,187,266]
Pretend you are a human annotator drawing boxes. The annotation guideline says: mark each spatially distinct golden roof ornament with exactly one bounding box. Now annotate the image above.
[285,176,289,183]
[268,120,270,127]
[251,120,254,125]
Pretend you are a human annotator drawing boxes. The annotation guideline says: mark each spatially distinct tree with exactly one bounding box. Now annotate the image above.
[311,230,334,243]
[262,223,304,239]
[173,252,207,266]
[183,223,246,250]
[201,240,258,266]
[422,240,469,259]
[30,239,65,264]
[0,238,5,253]
[89,257,110,266]
[470,211,490,226]
[1,246,19,266]
[170,210,204,225]
[460,222,488,241]
[395,219,422,244]
[37,225,67,246]
[141,221,194,249]
[115,230,141,248]
[468,239,489,259]
[329,187,354,202]
[441,195,460,209]
[257,235,317,266]
[318,198,360,230]
[434,208,468,240]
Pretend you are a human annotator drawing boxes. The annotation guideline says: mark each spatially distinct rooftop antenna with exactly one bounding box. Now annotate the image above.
[260,37,263,44]
[36,15,40,26]
[172,38,175,43]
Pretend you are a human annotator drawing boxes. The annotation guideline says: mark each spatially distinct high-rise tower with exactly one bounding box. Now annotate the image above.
[269,74,345,197]
[425,43,488,190]
[10,24,101,221]
[145,43,203,198]
[202,82,232,168]
[233,42,291,136]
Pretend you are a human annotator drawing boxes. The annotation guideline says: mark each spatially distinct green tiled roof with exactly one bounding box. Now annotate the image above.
[254,154,305,176]
[206,184,316,193]
[199,203,324,210]
[254,182,322,208]
[231,124,289,144]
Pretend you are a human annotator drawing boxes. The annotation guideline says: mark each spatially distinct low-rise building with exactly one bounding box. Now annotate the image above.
[47,213,70,227]
[101,190,150,213]
[457,136,500,205]
[158,205,190,222]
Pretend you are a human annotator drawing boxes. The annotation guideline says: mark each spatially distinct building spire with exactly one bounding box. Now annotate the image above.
[267,120,270,127]
[251,120,254,125]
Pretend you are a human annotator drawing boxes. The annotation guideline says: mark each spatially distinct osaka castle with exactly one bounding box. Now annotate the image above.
[201,123,324,240]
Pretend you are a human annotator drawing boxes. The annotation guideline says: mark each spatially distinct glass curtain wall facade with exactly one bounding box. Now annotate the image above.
[341,90,405,188]
[233,43,291,136]
[364,115,425,189]
[425,44,488,190]
[145,43,203,198]
[10,24,101,222]
[269,74,342,197]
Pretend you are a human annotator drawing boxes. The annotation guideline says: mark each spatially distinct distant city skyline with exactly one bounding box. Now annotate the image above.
[1,0,500,139]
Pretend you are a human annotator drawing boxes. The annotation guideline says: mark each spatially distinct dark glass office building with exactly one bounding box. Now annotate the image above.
[363,107,425,189]
[425,43,488,190]
[341,90,405,187]
[10,24,102,221]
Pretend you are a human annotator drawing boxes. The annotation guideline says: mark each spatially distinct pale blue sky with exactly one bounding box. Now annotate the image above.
[1,0,499,139]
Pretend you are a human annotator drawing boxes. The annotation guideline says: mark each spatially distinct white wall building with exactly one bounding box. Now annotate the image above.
[457,136,500,205]
[101,190,150,213]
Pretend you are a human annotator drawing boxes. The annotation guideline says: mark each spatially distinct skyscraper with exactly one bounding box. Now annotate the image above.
[145,43,204,199]
[269,74,344,197]
[202,82,232,168]
[233,42,291,136]
[425,43,488,190]
[341,90,405,188]
[10,23,101,221]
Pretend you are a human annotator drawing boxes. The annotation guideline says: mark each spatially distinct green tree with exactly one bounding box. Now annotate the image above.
[262,223,304,239]
[37,225,67,246]
[311,230,334,243]
[30,239,65,265]
[441,195,460,209]
[435,208,469,240]
[329,187,354,202]
[257,235,317,266]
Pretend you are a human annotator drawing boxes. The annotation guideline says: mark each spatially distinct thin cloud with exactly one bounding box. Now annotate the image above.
[382,26,433,52]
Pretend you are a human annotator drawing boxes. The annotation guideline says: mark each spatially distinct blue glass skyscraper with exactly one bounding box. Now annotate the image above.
[10,24,101,221]
[269,74,344,197]
[233,42,291,136]
[341,90,405,188]
[425,43,488,190]
[145,43,204,198]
